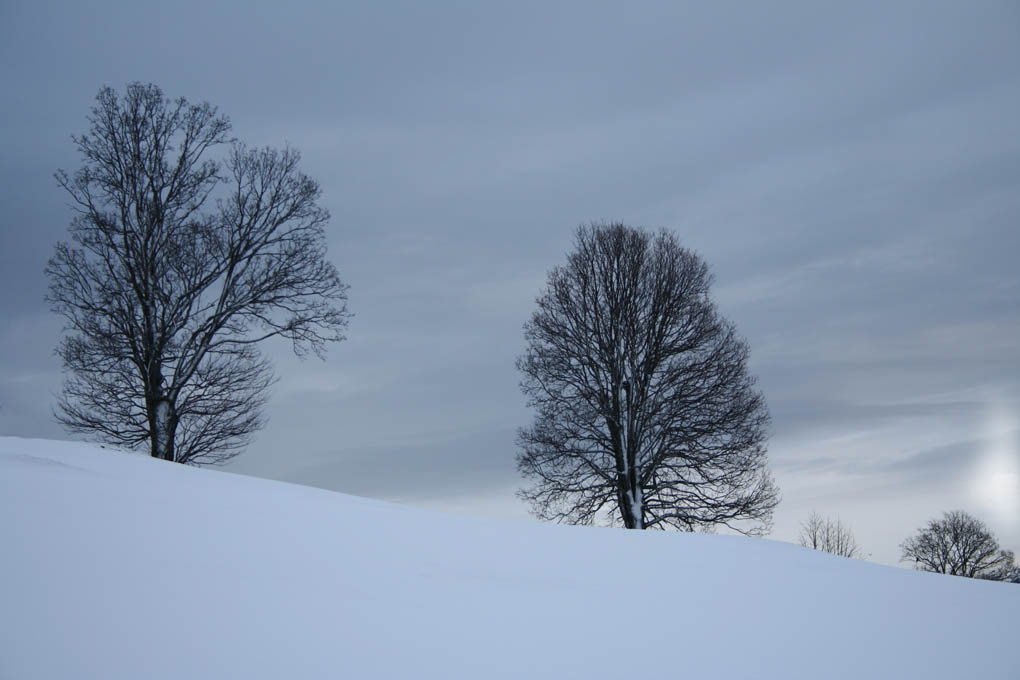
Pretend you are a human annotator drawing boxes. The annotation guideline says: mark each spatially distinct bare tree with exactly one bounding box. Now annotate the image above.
[798,511,863,559]
[47,83,349,465]
[900,510,1016,581]
[517,223,779,532]
[1004,564,1020,584]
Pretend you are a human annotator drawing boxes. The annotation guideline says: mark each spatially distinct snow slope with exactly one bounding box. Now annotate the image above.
[1,437,1017,679]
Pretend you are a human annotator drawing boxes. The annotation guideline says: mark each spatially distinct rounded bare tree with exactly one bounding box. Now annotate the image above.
[517,223,779,532]
[901,510,1017,580]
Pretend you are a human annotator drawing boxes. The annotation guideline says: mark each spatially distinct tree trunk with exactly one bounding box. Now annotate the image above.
[616,474,644,529]
[618,481,636,528]
[150,398,177,462]
[144,359,177,461]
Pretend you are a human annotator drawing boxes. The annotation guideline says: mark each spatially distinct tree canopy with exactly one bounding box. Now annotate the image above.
[47,83,349,464]
[517,223,778,532]
[900,510,1016,580]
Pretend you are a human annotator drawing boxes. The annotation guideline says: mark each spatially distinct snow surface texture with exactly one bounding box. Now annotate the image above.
[2,437,1017,679]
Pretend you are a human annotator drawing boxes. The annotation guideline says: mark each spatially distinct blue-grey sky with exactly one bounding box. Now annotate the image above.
[2,0,1018,566]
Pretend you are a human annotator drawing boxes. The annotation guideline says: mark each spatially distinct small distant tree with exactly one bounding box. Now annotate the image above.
[900,510,1017,581]
[1005,564,1020,584]
[517,223,779,532]
[1001,563,1020,584]
[798,511,863,559]
[47,83,349,465]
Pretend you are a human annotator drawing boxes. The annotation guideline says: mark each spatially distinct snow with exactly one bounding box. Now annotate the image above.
[1,436,1016,679]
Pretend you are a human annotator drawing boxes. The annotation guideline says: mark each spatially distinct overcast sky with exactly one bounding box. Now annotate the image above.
[2,0,1018,566]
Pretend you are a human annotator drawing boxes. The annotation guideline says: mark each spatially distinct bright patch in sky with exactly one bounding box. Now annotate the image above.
[971,402,1020,526]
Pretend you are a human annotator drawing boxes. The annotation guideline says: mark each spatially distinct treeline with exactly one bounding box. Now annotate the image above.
[800,510,1018,583]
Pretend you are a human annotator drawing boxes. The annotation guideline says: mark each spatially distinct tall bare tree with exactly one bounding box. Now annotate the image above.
[900,510,1016,581]
[798,512,863,559]
[47,83,349,465]
[517,223,779,532]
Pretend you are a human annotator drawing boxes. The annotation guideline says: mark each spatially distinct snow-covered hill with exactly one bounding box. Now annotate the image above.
[1,437,1016,679]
